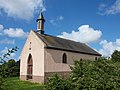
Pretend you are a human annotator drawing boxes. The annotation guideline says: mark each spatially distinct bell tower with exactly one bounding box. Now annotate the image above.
[37,10,45,34]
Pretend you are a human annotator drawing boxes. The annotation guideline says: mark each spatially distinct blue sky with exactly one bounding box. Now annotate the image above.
[0,0,120,60]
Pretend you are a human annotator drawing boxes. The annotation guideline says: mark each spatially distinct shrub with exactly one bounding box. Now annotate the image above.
[45,74,73,90]
[111,50,120,62]
[70,59,120,90]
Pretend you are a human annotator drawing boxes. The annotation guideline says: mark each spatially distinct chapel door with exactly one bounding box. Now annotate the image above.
[27,54,33,80]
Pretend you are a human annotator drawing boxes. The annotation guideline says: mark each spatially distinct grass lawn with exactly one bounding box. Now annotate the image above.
[3,77,44,90]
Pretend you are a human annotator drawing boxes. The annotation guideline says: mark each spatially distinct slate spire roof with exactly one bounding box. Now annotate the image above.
[37,9,45,34]
[35,31,101,56]
[37,9,45,22]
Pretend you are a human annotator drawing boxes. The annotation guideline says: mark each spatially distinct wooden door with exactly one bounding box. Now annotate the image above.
[27,54,33,80]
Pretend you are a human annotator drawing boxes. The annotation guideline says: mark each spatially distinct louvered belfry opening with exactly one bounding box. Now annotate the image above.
[27,54,33,80]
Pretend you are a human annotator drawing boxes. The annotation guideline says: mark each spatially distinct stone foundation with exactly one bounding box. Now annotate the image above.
[20,75,44,83]
[20,75,26,81]
[33,75,44,83]
[20,72,71,83]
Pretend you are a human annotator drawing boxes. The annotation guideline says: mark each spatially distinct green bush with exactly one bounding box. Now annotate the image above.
[45,58,120,90]
[70,59,120,90]
[111,50,120,62]
[45,74,73,90]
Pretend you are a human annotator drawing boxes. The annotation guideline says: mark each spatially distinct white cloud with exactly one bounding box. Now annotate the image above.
[50,15,64,25]
[0,39,15,44]
[0,47,16,58]
[4,28,29,38]
[98,3,106,11]
[39,0,46,12]
[99,0,120,15]
[58,25,102,43]
[99,38,120,57]
[57,16,64,20]
[0,24,4,35]
[0,24,28,38]
[0,0,45,20]
[0,24,4,31]
[106,0,120,15]
[50,19,56,25]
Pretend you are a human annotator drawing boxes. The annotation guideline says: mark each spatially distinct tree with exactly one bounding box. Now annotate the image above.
[1,59,20,77]
[0,47,18,90]
[111,50,120,61]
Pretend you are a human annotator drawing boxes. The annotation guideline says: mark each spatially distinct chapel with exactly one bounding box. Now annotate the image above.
[20,11,101,83]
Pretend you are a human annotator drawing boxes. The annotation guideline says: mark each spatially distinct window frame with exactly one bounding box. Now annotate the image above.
[62,53,67,64]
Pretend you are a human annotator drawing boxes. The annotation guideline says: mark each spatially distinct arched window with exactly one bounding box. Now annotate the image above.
[95,57,97,60]
[27,54,33,80]
[80,58,83,61]
[62,53,67,64]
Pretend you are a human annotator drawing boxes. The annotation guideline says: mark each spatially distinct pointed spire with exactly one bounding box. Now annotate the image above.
[37,9,45,22]
[37,9,45,34]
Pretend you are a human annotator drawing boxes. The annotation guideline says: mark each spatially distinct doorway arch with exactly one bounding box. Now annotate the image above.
[27,54,33,80]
